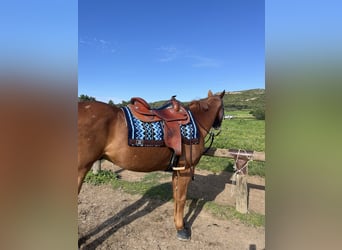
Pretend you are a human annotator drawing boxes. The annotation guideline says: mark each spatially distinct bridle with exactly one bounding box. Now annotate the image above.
[196,100,224,155]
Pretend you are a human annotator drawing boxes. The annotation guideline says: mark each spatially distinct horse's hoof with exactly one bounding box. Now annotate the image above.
[177,228,191,241]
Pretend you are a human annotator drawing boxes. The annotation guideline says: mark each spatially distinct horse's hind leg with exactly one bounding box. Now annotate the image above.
[78,161,95,194]
[172,168,192,241]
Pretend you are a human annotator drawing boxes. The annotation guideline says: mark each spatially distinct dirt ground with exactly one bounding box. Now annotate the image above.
[78,163,265,250]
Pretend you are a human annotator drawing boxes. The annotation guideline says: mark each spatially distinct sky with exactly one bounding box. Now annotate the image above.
[79,0,264,103]
[1,1,77,75]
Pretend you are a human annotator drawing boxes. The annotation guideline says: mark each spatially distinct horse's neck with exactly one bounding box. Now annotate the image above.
[190,105,215,137]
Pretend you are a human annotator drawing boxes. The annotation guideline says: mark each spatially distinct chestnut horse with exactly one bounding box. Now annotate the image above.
[78,90,225,240]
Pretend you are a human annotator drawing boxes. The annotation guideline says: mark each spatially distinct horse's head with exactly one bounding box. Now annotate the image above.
[188,90,225,135]
[209,90,225,130]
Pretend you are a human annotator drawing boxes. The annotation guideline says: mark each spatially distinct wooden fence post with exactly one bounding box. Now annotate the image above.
[235,173,248,213]
[232,154,251,214]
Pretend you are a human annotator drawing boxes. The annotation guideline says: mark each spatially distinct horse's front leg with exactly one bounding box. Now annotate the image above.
[172,168,192,241]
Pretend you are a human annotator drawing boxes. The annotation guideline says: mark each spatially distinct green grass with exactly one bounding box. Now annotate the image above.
[204,201,265,227]
[197,156,233,173]
[213,115,265,151]
[225,109,254,118]
[84,169,118,185]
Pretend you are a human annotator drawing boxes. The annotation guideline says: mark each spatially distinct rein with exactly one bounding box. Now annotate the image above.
[202,129,221,155]
[194,115,221,155]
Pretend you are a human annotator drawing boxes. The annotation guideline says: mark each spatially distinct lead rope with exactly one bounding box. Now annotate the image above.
[230,149,253,197]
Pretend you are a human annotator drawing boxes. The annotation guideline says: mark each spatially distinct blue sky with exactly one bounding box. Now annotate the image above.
[79,0,264,103]
[1,1,77,75]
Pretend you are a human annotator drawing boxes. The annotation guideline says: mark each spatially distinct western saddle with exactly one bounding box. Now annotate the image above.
[128,96,190,157]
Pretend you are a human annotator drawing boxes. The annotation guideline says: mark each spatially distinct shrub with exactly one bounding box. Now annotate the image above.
[251,108,265,120]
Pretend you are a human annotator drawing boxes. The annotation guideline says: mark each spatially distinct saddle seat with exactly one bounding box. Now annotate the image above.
[128,96,190,156]
[129,96,189,122]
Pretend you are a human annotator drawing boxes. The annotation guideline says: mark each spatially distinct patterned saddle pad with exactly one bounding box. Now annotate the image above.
[122,106,199,147]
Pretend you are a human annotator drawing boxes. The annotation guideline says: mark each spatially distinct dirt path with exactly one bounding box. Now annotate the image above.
[78,165,265,250]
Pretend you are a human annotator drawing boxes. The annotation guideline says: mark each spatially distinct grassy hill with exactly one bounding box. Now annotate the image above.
[149,88,265,112]
[222,89,265,111]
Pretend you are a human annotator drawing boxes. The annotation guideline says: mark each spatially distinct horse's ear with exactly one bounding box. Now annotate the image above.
[219,90,225,98]
[208,90,213,97]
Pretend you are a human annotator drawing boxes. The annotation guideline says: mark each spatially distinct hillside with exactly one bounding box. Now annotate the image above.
[222,88,265,111]
[149,89,265,111]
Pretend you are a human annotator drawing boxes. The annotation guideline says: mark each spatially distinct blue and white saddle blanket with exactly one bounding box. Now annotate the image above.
[122,106,199,147]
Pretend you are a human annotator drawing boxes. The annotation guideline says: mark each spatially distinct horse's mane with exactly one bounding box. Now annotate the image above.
[188,98,209,112]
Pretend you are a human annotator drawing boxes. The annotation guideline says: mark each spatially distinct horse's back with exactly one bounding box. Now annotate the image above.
[78,100,122,136]
[78,101,117,118]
